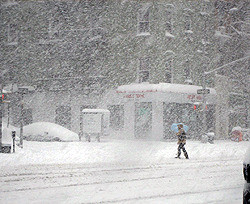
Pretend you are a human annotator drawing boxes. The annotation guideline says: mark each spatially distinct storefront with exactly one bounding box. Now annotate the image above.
[105,83,217,140]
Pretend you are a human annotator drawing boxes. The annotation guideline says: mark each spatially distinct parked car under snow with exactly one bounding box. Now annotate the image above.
[23,122,78,142]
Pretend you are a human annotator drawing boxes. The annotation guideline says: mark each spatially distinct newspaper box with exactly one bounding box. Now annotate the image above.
[81,109,110,142]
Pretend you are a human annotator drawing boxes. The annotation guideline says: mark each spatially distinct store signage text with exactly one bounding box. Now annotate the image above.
[187,94,202,101]
[124,94,145,99]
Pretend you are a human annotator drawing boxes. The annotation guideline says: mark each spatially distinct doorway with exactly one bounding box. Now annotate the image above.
[134,102,152,138]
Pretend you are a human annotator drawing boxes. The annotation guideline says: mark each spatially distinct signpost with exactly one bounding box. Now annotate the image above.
[12,131,16,153]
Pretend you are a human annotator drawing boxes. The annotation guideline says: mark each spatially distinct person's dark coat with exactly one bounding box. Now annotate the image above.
[176,128,186,144]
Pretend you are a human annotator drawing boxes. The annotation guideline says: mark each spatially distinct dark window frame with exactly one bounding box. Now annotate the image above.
[138,5,150,34]
[139,57,150,82]
[8,24,18,45]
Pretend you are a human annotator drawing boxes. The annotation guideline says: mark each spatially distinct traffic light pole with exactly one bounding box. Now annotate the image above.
[202,73,207,137]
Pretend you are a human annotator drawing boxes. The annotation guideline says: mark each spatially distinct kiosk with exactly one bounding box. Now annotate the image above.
[105,83,216,140]
[81,109,110,142]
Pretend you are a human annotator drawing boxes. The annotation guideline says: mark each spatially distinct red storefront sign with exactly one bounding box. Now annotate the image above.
[187,94,202,101]
[124,94,145,99]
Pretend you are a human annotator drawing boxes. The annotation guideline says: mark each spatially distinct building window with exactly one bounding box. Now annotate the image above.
[2,0,17,6]
[184,15,192,31]
[184,60,191,79]
[165,58,173,83]
[166,10,173,34]
[138,4,151,35]
[55,106,71,129]
[49,19,60,40]
[184,68,190,78]
[108,105,124,130]
[8,24,18,45]
[89,17,106,45]
[22,109,33,126]
[139,58,150,82]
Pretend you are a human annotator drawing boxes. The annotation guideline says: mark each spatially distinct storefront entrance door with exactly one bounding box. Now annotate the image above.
[135,102,152,138]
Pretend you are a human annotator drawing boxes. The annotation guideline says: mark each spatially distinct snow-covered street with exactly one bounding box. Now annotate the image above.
[0,139,248,204]
[1,0,249,203]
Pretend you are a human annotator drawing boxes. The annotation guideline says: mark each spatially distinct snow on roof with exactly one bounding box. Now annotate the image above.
[82,109,110,113]
[165,4,175,8]
[136,32,151,37]
[200,12,210,16]
[19,86,35,91]
[185,30,193,34]
[230,7,238,12]
[165,50,175,55]
[214,30,231,39]
[116,83,216,94]
[183,8,194,13]
[165,31,175,38]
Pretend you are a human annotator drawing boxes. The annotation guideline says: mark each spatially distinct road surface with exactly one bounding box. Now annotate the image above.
[0,158,244,204]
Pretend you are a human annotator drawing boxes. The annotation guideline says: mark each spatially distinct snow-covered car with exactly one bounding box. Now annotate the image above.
[243,147,250,204]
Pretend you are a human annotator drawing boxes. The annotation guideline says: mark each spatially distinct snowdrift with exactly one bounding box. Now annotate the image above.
[0,139,249,167]
[23,122,78,142]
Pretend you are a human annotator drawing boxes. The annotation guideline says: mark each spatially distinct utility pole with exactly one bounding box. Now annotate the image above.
[19,93,24,148]
[18,86,34,148]
[18,90,26,149]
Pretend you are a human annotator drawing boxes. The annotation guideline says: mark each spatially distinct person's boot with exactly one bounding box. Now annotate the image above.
[184,152,189,159]
[175,152,181,159]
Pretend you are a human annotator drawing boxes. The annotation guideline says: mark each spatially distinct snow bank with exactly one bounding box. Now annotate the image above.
[23,122,78,142]
[0,138,249,167]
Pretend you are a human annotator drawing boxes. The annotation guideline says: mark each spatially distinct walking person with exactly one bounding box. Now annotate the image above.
[175,124,189,159]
